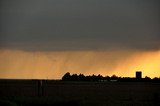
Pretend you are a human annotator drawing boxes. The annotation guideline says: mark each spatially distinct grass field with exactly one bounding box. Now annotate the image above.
[0,79,160,106]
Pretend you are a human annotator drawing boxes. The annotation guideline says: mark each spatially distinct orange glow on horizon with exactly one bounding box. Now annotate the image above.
[0,49,160,79]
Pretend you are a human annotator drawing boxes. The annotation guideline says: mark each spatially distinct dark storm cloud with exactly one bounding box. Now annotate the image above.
[0,0,160,51]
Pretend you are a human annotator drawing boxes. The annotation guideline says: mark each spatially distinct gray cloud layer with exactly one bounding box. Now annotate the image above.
[0,0,160,51]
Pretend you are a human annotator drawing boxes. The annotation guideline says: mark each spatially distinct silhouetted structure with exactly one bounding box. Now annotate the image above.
[136,71,142,79]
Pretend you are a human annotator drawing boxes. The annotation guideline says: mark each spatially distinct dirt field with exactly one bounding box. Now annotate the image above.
[0,80,160,106]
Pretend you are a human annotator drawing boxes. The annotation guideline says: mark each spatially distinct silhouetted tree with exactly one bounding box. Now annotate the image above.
[79,74,85,81]
[111,74,118,80]
[91,74,97,81]
[104,76,110,81]
[144,76,151,82]
[85,75,92,81]
[62,72,71,81]
[71,74,78,81]
[145,76,151,79]
[152,77,160,82]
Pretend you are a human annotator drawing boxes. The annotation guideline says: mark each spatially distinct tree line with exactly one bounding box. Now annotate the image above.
[62,72,160,82]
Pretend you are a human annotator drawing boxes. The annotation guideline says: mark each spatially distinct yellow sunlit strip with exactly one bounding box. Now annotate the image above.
[0,49,160,79]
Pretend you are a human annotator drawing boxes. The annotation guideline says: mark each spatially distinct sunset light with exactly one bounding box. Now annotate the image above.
[0,49,160,79]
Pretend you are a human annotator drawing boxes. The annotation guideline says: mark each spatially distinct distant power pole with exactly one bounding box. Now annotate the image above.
[136,71,142,79]
[38,80,44,97]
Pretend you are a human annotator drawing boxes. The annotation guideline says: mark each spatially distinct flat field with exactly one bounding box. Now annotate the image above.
[0,80,160,106]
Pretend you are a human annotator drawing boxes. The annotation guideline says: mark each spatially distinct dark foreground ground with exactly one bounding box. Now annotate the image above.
[0,79,160,106]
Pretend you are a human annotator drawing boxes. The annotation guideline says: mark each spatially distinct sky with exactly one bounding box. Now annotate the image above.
[0,0,160,79]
